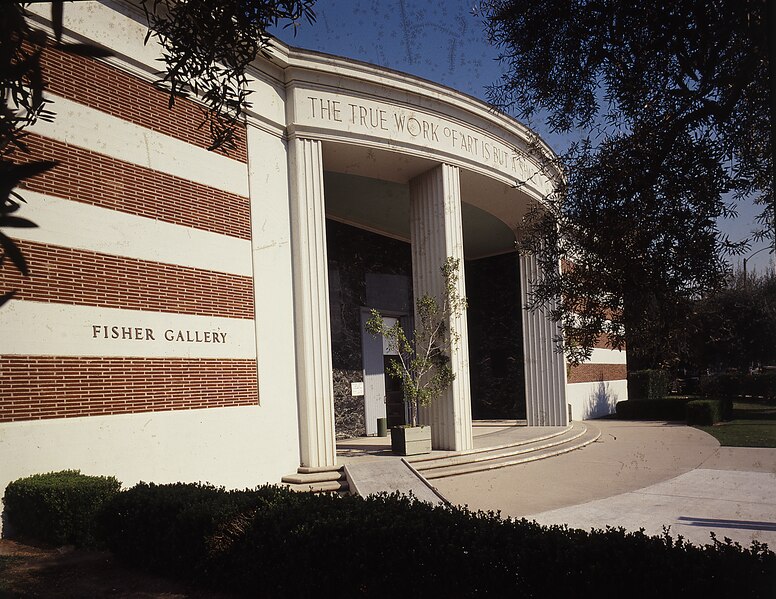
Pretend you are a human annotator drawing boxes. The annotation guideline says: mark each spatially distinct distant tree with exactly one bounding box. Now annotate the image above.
[482,0,773,368]
[683,270,776,372]
[0,0,315,306]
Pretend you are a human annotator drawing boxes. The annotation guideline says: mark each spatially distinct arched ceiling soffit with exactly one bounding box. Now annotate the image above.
[323,170,520,261]
[322,142,536,236]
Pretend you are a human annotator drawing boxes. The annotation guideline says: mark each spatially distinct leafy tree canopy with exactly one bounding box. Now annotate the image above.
[482,0,773,367]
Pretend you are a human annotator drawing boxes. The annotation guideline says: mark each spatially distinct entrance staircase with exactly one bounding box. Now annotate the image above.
[281,421,600,494]
[407,420,599,479]
[281,465,349,494]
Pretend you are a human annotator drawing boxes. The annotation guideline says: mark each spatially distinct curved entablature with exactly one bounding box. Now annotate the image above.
[254,40,559,208]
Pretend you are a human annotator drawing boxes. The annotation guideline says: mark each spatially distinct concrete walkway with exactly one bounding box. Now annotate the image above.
[343,459,447,505]
[433,420,776,547]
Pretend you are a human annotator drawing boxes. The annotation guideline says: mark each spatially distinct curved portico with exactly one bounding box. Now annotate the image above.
[1,2,625,513]
[265,44,569,468]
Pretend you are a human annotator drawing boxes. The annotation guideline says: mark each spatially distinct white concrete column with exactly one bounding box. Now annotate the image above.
[287,137,336,467]
[519,253,568,426]
[409,163,473,451]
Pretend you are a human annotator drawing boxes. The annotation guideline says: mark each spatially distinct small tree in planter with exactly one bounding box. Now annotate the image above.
[366,257,467,453]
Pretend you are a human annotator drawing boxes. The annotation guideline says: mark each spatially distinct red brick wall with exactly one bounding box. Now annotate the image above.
[567,363,627,384]
[17,134,251,239]
[38,45,248,161]
[5,45,260,423]
[1,241,255,319]
[593,335,626,350]
[0,356,258,422]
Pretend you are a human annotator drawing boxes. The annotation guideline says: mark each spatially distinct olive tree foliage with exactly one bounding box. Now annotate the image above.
[481,0,773,368]
[366,258,466,428]
[142,0,315,151]
[0,0,315,306]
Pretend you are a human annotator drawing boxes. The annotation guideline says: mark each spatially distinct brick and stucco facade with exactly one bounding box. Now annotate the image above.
[1,0,627,509]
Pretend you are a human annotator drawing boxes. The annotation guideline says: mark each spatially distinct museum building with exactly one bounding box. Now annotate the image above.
[0,1,628,497]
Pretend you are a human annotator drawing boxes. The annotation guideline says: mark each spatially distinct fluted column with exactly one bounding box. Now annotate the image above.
[288,138,336,467]
[519,253,568,426]
[409,163,473,451]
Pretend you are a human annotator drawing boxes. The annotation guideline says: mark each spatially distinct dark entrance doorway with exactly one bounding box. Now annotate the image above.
[465,253,527,419]
[383,355,406,427]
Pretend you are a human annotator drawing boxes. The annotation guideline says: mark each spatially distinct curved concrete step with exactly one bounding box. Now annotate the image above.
[408,422,584,471]
[281,466,349,493]
[408,425,571,464]
[281,423,602,490]
[417,422,601,480]
[281,470,346,485]
[285,479,349,493]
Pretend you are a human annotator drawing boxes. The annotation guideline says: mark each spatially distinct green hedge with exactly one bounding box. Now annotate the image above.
[99,482,775,598]
[98,482,293,579]
[615,398,692,421]
[627,369,671,401]
[744,372,776,402]
[686,399,725,425]
[3,470,121,547]
[700,372,776,403]
[700,373,741,400]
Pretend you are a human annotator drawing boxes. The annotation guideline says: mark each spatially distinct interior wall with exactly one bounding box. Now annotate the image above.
[326,219,412,438]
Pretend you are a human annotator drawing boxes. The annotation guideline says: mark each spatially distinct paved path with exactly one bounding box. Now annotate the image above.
[434,420,776,547]
[343,459,446,505]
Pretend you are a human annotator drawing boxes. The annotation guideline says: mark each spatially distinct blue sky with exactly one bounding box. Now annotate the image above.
[271,0,772,273]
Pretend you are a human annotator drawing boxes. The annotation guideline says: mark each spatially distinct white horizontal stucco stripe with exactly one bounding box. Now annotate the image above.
[0,301,257,359]
[27,2,164,75]
[585,347,628,365]
[28,94,249,197]
[14,190,253,277]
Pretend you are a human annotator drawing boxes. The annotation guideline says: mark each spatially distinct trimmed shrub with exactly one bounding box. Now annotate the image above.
[700,373,742,400]
[686,399,724,425]
[761,372,776,402]
[673,376,701,396]
[3,470,120,547]
[98,483,776,598]
[627,369,671,401]
[615,398,692,421]
[98,482,298,580]
[746,372,776,403]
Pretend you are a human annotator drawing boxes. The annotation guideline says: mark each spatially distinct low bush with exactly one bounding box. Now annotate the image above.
[672,376,700,396]
[627,369,671,401]
[99,482,297,580]
[99,482,775,598]
[687,399,724,425]
[745,372,776,403]
[3,470,120,547]
[615,398,692,421]
[700,373,742,400]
